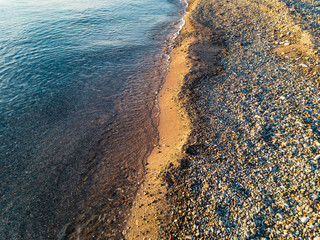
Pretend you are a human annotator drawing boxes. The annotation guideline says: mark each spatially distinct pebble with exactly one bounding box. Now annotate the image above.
[164,0,320,239]
[309,224,315,229]
[299,63,309,68]
[301,217,310,223]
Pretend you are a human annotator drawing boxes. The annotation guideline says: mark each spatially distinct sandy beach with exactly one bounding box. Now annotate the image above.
[126,0,320,239]
[124,1,197,238]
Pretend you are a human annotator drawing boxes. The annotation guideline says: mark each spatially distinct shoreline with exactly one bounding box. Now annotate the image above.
[127,0,320,238]
[124,1,199,239]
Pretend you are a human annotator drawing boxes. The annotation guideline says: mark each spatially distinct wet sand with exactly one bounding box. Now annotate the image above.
[126,0,320,239]
[124,1,200,239]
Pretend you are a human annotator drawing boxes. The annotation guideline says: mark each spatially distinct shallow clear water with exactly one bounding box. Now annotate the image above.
[0,0,184,238]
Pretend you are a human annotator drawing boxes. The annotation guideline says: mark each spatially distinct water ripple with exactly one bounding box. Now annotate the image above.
[0,0,184,238]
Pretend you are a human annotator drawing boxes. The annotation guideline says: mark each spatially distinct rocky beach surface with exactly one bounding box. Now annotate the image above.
[162,0,320,239]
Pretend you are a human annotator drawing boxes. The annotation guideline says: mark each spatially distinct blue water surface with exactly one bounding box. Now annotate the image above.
[0,0,183,238]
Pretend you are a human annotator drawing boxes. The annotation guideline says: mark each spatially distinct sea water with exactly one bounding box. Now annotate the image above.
[0,0,186,238]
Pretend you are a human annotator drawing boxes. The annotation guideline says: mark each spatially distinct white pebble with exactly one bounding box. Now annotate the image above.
[276,213,283,219]
[301,217,309,223]
[314,155,320,161]
[311,194,318,200]
[300,63,308,68]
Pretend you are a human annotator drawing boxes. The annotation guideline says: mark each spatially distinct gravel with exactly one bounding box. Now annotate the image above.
[164,0,320,239]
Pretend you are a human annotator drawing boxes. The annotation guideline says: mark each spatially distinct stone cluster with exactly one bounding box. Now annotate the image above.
[164,0,320,239]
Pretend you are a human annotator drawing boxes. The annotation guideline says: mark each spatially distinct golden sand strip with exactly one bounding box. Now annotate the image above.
[124,1,199,239]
